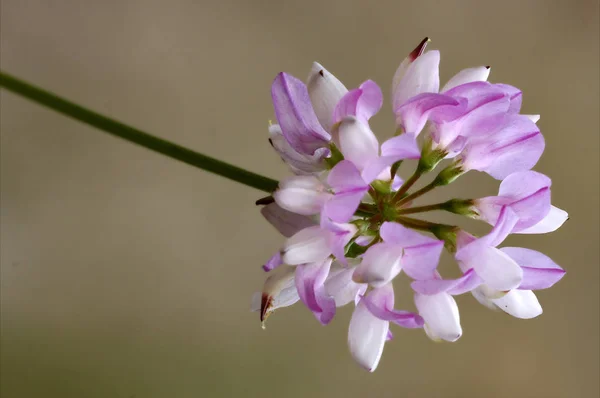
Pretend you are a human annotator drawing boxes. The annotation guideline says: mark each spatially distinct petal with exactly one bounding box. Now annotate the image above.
[524,114,540,123]
[268,123,328,174]
[352,243,404,288]
[295,259,336,324]
[414,292,462,342]
[500,247,565,290]
[402,240,444,281]
[463,114,545,180]
[272,73,331,155]
[282,226,331,265]
[380,221,438,246]
[332,116,380,171]
[495,83,522,113]
[325,266,367,307]
[263,251,283,272]
[441,66,491,92]
[491,289,542,319]
[517,205,569,234]
[274,176,330,215]
[256,266,301,323]
[363,284,424,328]
[327,160,368,192]
[411,269,483,295]
[471,246,523,291]
[498,170,551,198]
[306,62,348,132]
[322,191,366,223]
[392,50,440,110]
[348,300,389,372]
[260,203,316,238]
[333,80,383,125]
[482,206,520,247]
[395,93,459,136]
[471,286,500,311]
[321,220,357,265]
[391,37,430,103]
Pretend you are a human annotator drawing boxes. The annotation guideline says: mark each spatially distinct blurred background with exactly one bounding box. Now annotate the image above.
[1,0,598,397]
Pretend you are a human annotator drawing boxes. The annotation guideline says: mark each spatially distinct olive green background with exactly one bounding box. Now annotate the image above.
[1,0,598,397]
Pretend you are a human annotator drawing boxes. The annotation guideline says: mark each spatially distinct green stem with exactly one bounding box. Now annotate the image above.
[398,202,447,215]
[392,169,423,202]
[0,71,279,193]
[396,180,437,207]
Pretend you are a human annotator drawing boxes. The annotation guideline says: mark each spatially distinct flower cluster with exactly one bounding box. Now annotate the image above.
[252,38,568,371]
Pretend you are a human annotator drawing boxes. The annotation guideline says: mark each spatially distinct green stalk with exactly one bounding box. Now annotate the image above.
[0,71,279,193]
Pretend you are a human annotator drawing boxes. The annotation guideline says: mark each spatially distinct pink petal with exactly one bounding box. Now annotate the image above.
[332,116,380,171]
[402,240,444,281]
[322,220,357,265]
[392,50,440,110]
[391,37,430,104]
[333,80,383,125]
[470,246,523,291]
[381,133,421,160]
[481,206,520,247]
[380,221,438,246]
[411,269,483,295]
[295,259,336,324]
[322,191,366,224]
[441,66,491,92]
[414,292,462,342]
[271,73,331,155]
[501,247,565,290]
[491,289,542,319]
[352,243,404,288]
[306,62,348,132]
[327,160,368,192]
[495,83,522,113]
[363,284,424,328]
[268,124,328,174]
[395,93,460,136]
[348,300,389,372]
[263,251,283,272]
[498,170,552,198]
[282,226,331,265]
[260,203,316,238]
[517,205,568,234]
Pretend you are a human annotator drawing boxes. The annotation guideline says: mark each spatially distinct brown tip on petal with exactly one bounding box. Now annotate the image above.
[485,65,491,69]
[318,69,324,77]
[268,138,274,147]
[260,293,274,323]
[255,196,275,206]
[409,37,430,61]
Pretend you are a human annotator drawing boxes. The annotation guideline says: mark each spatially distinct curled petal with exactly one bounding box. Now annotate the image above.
[263,251,283,272]
[495,83,522,113]
[393,50,440,110]
[260,203,316,238]
[501,247,565,290]
[441,66,491,92]
[395,93,460,136]
[272,73,331,155]
[334,80,383,125]
[411,269,483,295]
[306,62,348,132]
[282,226,331,265]
[268,124,328,174]
[352,243,404,288]
[491,289,542,319]
[517,205,568,234]
[274,176,330,215]
[477,187,551,231]
[414,292,462,342]
[332,117,380,171]
[295,259,336,324]
[363,285,424,328]
[348,300,389,372]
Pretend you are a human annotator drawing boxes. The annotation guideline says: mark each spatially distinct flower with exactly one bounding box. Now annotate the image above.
[252,38,568,371]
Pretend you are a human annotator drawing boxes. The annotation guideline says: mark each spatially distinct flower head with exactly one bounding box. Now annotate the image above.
[253,38,567,371]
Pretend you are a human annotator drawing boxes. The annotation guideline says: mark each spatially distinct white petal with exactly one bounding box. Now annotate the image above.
[274,176,330,215]
[348,301,389,372]
[524,114,540,123]
[392,50,440,110]
[471,286,499,311]
[282,226,331,265]
[441,66,491,93]
[306,62,348,132]
[331,117,379,171]
[325,266,366,307]
[517,205,568,234]
[472,247,523,291]
[492,289,543,319]
[414,292,462,342]
[352,243,404,288]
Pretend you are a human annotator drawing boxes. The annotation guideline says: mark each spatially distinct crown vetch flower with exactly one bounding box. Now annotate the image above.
[253,38,568,371]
